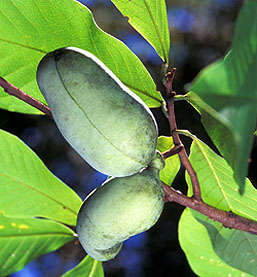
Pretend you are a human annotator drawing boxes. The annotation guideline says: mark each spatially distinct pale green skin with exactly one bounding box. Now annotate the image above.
[36,47,158,177]
[76,166,164,261]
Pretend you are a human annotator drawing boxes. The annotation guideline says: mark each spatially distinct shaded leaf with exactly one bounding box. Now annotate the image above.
[0,214,75,276]
[157,136,180,186]
[179,208,255,276]
[186,0,257,191]
[62,255,104,277]
[0,129,82,226]
[0,0,163,114]
[111,0,170,62]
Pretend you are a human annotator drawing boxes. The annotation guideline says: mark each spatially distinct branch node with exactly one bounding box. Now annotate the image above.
[163,144,183,159]
[164,77,202,202]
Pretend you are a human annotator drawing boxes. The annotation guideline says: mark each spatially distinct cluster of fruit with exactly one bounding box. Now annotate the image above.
[37,47,165,261]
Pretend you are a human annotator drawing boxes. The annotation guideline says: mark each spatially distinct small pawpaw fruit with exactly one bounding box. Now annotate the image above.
[76,163,164,261]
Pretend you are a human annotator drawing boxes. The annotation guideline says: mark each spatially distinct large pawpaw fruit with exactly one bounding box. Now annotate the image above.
[37,47,158,177]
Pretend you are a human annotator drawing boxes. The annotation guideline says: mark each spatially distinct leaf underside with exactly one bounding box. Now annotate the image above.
[186,0,257,192]
[179,208,256,276]
[0,214,74,276]
[62,255,104,277]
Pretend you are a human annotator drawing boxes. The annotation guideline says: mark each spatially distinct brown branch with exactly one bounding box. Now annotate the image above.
[164,70,202,201]
[0,76,52,118]
[163,144,183,159]
[163,184,257,235]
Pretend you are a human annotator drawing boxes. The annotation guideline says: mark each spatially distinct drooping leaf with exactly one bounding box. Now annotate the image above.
[111,0,170,62]
[0,213,75,276]
[179,208,255,276]
[62,255,104,277]
[186,0,257,191]
[0,0,163,114]
[157,136,180,186]
[178,138,257,276]
[0,129,82,226]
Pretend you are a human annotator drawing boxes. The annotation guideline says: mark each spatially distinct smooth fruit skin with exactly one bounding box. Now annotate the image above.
[76,165,164,261]
[36,47,158,177]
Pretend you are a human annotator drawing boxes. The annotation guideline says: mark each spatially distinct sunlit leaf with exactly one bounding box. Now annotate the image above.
[0,214,75,276]
[0,0,163,114]
[62,255,104,277]
[186,0,257,191]
[111,0,170,62]
[187,138,257,220]
[178,138,257,276]
[0,129,82,226]
[157,136,180,186]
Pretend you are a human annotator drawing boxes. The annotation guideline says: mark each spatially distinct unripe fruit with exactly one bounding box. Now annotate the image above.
[76,157,165,261]
[36,47,158,177]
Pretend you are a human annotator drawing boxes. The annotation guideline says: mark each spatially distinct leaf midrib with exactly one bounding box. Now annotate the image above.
[0,172,77,217]
[0,232,74,238]
[194,140,233,210]
[243,232,257,261]
[0,38,46,54]
[89,259,99,277]
[142,0,167,62]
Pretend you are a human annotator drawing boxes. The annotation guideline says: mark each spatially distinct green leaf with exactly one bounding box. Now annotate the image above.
[179,208,256,276]
[62,255,104,277]
[157,136,180,186]
[179,138,257,276]
[0,129,82,226]
[0,0,163,114]
[0,213,75,276]
[187,139,257,221]
[186,0,257,191]
[110,0,170,62]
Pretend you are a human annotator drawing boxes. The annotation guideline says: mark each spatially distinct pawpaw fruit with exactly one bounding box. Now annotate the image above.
[76,157,164,261]
[36,47,158,177]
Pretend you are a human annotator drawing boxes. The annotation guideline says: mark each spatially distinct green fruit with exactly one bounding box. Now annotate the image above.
[36,47,158,177]
[76,164,164,261]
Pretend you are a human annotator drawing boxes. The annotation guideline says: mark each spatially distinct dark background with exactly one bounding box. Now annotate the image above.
[1,0,256,276]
